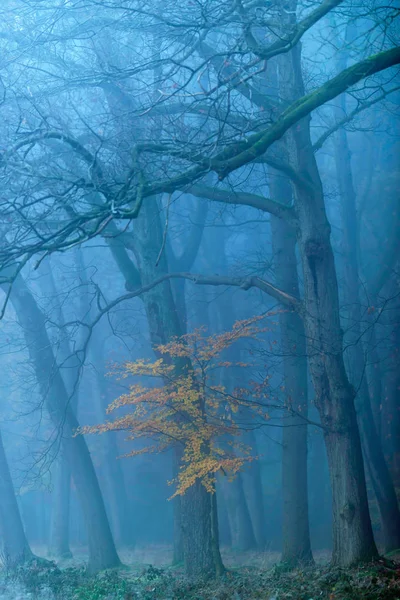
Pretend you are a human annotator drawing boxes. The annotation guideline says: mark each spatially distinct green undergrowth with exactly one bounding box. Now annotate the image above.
[1,558,399,599]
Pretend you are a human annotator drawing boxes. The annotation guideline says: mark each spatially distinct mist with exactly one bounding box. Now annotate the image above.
[0,1,399,599]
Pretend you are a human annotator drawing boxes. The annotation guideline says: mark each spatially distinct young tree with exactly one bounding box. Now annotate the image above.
[83,319,269,577]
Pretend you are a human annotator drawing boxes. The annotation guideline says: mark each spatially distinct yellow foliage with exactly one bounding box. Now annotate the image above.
[81,316,272,497]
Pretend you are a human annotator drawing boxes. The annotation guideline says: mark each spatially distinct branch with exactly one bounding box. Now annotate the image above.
[185,184,297,225]
[254,155,312,193]
[238,0,344,61]
[176,273,301,309]
[209,46,400,177]
[313,85,400,152]
[78,271,301,330]
[142,46,400,194]
[170,199,208,271]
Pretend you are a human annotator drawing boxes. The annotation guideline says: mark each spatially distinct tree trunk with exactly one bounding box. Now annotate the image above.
[241,430,267,550]
[283,41,378,565]
[99,66,219,573]
[220,473,257,551]
[334,102,400,552]
[89,332,135,549]
[172,449,184,564]
[203,228,258,552]
[181,480,224,579]
[6,273,120,573]
[295,148,377,565]
[309,429,332,550]
[268,141,313,566]
[0,430,33,566]
[49,454,72,558]
[365,327,382,437]
[43,266,75,559]
[117,196,224,577]
[382,298,400,491]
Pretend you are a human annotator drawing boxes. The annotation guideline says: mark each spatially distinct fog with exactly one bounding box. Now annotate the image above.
[0,1,399,599]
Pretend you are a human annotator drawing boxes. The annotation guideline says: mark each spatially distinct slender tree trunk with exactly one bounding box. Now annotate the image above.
[241,430,267,550]
[204,229,258,552]
[0,430,33,566]
[334,102,400,552]
[49,453,72,558]
[381,293,400,490]
[365,327,382,437]
[220,473,256,551]
[99,65,218,572]
[89,333,135,549]
[172,448,184,564]
[5,273,120,573]
[118,196,224,577]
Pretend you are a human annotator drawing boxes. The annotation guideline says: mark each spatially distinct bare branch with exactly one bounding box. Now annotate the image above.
[186,184,297,225]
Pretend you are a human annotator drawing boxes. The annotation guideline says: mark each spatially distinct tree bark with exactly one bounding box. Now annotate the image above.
[181,480,224,579]
[115,195,224,577]
[0,430,33,566]
[241,429,267,550]
[5,273,121,574]
[381,292,400,489]
[89,331,135,549]
[172,449,184,564]
[268,145,313,566]
[220,473,257,551]
[43,266,75,560]
[203,229,258,553]
[49,453,72,558]
[284,41,378,565]
[100,72,216,569]
[333,95,400,552]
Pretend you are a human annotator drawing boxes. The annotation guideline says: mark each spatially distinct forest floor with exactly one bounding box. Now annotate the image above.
[0,545,399,600]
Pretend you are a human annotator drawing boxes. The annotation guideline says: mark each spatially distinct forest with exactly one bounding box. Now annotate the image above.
[0,1,399,599]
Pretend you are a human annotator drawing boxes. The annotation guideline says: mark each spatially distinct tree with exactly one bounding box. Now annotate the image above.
[83,318,270,576]
[332,44,400,550]
[0,271,121,573]
[0,0,399,569]
[0,429,33,566]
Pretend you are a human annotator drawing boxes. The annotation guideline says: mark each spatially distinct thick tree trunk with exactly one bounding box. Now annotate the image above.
[284,42,378,565]
[6,274,120,574]
[181,480,224,579]
[334,107,400,552]
[268,145,313,566]
[309,429,332,549]
[0,430,33,566]
[295,151,377,565]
